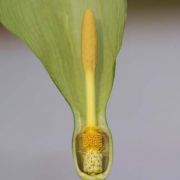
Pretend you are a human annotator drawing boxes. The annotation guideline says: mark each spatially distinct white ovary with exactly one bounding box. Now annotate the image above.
[83,150,103,175]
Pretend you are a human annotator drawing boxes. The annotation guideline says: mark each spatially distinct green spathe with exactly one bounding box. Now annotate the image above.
[0,0,126,117]
[0,0,127,179]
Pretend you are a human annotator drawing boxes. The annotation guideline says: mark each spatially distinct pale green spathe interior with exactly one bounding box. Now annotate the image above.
[0,0,127,119]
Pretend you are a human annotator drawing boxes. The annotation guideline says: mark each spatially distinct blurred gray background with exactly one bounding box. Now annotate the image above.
[0,0,180,179]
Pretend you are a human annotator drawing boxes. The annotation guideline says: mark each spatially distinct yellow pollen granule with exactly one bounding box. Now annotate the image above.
[82,129,103,151]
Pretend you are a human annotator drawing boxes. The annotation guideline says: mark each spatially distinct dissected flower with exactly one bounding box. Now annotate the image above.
[0,0,127,179]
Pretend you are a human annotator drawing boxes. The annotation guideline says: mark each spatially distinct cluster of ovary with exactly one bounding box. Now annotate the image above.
[82,128,103,175]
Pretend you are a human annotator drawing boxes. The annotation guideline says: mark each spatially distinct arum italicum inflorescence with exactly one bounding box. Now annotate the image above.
[79,9,104,176]
[0,0,127,179]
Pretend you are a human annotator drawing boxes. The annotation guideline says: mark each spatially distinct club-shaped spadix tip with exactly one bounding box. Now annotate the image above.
[82,9,97,71]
